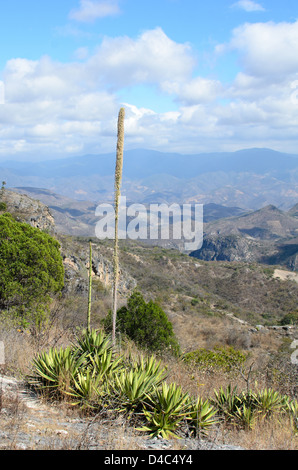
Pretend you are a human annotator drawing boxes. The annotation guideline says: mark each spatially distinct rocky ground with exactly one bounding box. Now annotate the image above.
[0,376,244,451]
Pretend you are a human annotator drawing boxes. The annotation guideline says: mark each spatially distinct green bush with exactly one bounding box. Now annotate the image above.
[0,213,64,326]
[280,309,298,326]
[103,291,180,355]
[183,346,247,372]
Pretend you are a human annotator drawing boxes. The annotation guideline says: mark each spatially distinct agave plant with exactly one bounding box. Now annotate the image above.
[89,348,123,379]
[284,398,298,433]
[73,328,113,361]
[67,369,110,410]
[29,346,83,399]
[139,382,190,439]
[234,402,256,430]
[212,384,242,422]
[253,387,288,419]
[113,366,162,414]
[132,355,167,386]
[186,396,218,437]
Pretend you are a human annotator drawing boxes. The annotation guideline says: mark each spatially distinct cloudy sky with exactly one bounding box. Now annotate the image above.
[0,0,298,161]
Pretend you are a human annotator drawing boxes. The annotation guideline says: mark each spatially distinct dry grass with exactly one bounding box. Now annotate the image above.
[216,415,298,450]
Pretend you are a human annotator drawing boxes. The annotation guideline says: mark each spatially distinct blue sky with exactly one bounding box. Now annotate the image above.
[0,0,298,160]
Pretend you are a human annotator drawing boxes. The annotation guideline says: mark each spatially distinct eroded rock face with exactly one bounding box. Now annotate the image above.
[191,234,263,263]
[2,190,55,233]
[62,246,137,297]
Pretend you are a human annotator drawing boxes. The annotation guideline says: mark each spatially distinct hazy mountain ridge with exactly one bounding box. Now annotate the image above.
[1,147,298,210]
[2,146,297,269]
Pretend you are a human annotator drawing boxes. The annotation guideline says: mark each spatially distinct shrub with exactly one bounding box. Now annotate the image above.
[0,213,64,327]
[280,309,298,326]
[103,291,180,355]
[182,346,247,372]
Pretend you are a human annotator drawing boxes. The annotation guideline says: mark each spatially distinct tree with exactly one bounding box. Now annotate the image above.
[0,213,64,327]
[103,291,180,355]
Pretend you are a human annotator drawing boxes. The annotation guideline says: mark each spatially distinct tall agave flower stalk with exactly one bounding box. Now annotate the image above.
[87,241,92,333]
[112,107,125,347]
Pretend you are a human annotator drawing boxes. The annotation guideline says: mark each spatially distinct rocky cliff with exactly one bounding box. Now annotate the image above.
[2,189,56,233]
[61,240,137,297]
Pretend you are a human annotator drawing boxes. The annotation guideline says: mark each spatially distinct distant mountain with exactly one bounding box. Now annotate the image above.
[201,203,247,223]
[10,187,246,237]
[190,204,298,270]
[288,203,298,218]
[204,204,298,240]
[9,187,298,270]
[1,147,298,210]
[3,147,297,179]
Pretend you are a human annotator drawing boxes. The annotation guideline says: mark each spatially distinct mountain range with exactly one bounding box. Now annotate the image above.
[2,146,297,270]
[7,186,298,271]
[1,147,298,210]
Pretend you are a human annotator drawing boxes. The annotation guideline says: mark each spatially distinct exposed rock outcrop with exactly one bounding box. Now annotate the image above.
[2,189,55,233]
[62,244,137,297]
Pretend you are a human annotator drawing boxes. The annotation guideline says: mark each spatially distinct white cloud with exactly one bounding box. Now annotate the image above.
[69,0,120,22]
[162,77,224,105]
[86,28,195,89]
[1,25,298,159]
[227,20,298,78]
[231,0,265,12]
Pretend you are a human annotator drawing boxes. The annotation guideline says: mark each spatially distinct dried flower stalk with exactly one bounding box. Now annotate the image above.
[112,107,125,346]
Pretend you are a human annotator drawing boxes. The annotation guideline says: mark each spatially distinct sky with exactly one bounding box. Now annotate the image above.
[0,0,298,161]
